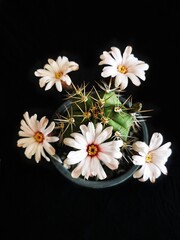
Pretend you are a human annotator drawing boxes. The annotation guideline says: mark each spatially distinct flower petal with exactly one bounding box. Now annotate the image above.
[149,132,163,151]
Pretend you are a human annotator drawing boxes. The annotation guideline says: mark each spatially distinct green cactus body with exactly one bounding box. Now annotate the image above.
[101,92,134,141]
[56,90,134,142]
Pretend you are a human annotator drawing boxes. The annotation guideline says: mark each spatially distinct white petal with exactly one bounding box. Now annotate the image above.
[118,75,128,90]
[114,73,123,87]
[34,69,54,77]
[71,159,85,178]
[63,138,83,149]
[23,112,37,132]
[48,58,60,72]
[133,165,145,179]
[39,76,52,87]
[96,159,107,180]
[122,46,132,61]
[24,142,38,159]
[55,81,63,92]
[82,156,91,179]
[43,141,56,156]
[80,124,88,136]
[148,163,161,183]
[17,137,35,148]
[101,66,118,78]
[149,132,163,151]
[98,152,119,170]
[39,116,49,132]
[99,51,117,66]
[70,132,87,147]
[41,148,51,162]
[95,122,103,136]
[110,47,122,63]
[62,75,72,85]
[132,141,149,155]
[66,150,87,164]
[45,79,56,91]
[132,155,146,165]
[46,136,59,143]
[154,162,168,175]
[153,142,172,155]
[138,165,150,182]
[94,126,113,144]
[34,144,43,162]
[126,73,141,86]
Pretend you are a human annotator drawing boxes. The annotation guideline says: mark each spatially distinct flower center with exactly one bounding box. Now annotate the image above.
[34,131,44,143]
[118,65,128,74]
[146,153,152,163]
[55,71,63,79]
[87,144,98,156]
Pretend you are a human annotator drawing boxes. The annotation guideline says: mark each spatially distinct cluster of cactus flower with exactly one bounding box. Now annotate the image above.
[17,46,172,183]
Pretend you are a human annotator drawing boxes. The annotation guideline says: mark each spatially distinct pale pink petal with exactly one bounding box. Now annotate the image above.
[71,159,85,178]
[153,142,172,154]
[55,81,62,92]
[39,76,52,87]
[98,152,119,170]
[80,124,88,136]
[133,165,145,179]
[45,79,56,90]
[63,138,83,149]
[44,64,54,72]
[38,116,49,132]
[46,136,59,143]
[24,142,38,159]
[66,61,79,72]
[34,69,54,77]
[82,156,91,179]
[94,126,113,144]
[96,160,107,180]
[23,112,37,132]
[101,66,117,78]
[66,150,87,164]
[154,162,168,175]
[41,148,51,162]
[70,133,87,147]
[99,51,117,66]
[34,144,43,163]
[110,47,122,63]
[17,137,35,148]
[61,75,71,85]
[149,132,163,151]
[95,122,103,136]
[148,163,161,183]
[132,141,149,155]
[126,73,141,86]
[43,141,56,156]
[138,165,151,182]
[122,46,132,62]
[48,58,60,72]
[118,75,128,90]
[132,155,146,165]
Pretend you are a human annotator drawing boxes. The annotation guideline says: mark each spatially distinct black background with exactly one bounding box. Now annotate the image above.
[0,0,180,239]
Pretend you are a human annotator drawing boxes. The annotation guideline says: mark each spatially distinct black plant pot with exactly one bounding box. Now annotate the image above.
[51,99,149,189]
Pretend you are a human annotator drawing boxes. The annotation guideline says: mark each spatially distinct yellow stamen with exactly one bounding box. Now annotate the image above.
[146,153,152,163]
[34,132,44,143]
[87,144,98,156]
[118,65,128,74]
[55,72,63,79]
